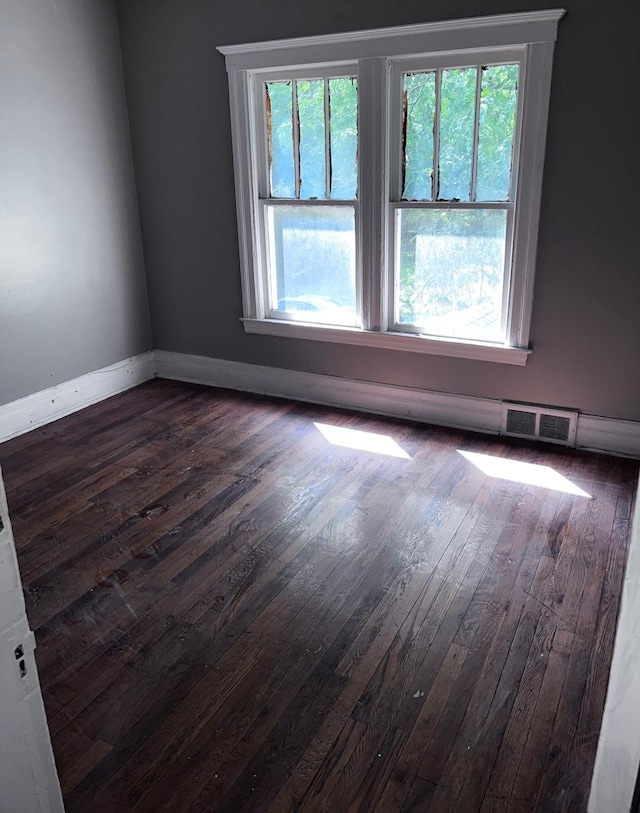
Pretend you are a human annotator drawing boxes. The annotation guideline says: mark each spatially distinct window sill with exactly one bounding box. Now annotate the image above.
[242,318,531,365]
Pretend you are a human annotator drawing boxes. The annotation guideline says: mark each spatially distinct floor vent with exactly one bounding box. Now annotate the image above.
[501,403,578,446]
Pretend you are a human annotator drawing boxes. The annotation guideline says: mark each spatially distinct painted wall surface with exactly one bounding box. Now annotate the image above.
[0,0,151,407]
[117,0,640,422]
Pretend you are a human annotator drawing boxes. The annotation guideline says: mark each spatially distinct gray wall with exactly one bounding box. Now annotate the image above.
[117,0,640,422]
[0,0,151,406]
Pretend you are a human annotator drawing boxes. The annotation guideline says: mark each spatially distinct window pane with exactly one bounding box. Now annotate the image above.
[402,72,436,201]
[266,82,295,198]
[476,64,519,201]
[297,80,325,200]
[266,205,357,326]
[329,78,358,200]
[438,68,476,201]
[396,208,507,342]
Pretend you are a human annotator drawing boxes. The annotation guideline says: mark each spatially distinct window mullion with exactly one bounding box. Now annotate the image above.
[432,70,442,200]
[358,57,389,332]
[324,78,331,199]
[470,66,483,202]
[292,81,301,198]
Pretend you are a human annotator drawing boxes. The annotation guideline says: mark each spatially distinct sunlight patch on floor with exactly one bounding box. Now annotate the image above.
[458,450,591,498]
[314,422,411,459]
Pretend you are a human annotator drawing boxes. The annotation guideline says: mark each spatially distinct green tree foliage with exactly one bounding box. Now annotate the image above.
[328,77,357,199]
[439,67,476,201]
[266,77,357,200]
[403,72,435,200]
[402,64,518,204]
[398,209,507,335]
[476,64,518,200]
[266,81,294,197]
[298,79,325,199]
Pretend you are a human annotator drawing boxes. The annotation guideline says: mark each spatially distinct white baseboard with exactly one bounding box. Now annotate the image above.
[0,352,156,444]
[155,351,640,459]
[155,350,501,435]
[576,415,640,460]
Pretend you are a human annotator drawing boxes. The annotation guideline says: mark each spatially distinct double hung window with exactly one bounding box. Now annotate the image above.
[219,10,564,365]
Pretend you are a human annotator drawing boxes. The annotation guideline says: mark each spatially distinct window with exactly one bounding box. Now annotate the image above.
[218,10,564,365]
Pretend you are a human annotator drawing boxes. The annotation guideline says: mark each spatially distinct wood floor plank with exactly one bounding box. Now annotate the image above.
[81,478,404,808]
[289,718,368,812]
[483,560,562,803]
[151,485,435,813]
[266,520,447,811]
[400,777,437,812]
[46,454,380,735]
[543,487,633,812]
[0,379,635,812]
[424,489,563,811]
[508,627,574,805]
[376,642,468,811]
[414,483,552,792]
[532,480,621,812]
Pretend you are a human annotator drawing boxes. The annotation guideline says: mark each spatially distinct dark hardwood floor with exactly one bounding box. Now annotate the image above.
[1,379,637,812]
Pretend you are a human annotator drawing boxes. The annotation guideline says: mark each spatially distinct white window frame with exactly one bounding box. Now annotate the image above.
[218,9,565,366]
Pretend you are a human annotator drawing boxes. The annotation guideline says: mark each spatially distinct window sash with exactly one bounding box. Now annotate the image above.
[257,199,363,326]
[388,201,515,342]
[388,48,525,204]
[254,66,359,201]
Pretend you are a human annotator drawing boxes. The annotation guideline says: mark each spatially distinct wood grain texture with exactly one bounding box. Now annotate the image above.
[1,379,636,813]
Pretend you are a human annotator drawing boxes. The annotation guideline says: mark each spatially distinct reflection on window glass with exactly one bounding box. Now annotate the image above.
[266,205,357,326]
[402,72,435,201]
[438,68,476,201]
[476,64,519,200]
[397,208,507,342]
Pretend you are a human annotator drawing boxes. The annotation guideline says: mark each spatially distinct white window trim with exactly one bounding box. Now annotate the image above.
[218,10,565,366]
